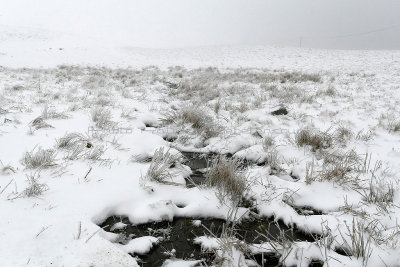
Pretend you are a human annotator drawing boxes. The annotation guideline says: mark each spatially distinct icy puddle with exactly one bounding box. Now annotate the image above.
[100,215,318,266]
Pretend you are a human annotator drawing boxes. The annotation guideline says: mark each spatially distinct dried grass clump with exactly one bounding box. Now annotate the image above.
[317,85,337,97]
[334,126,353,144]
[387,119,400,132]
[22,147,57,169]
[161,106,218,138]
[359,169,395,210]
[31,117,54,130]
[64,145,87,161]
[307,150,361,185]
[0,107,9,114]
[82,74,106,89]
[362,181,395,206]
[56,132,87,149]
[95,95,114,106]
[278,71,322,83]
[267,149,282,173]
[320,158,358,184]
[145,147,182,183]
[21,173,49,197]
[11,84,25,91]
[339,219,372,265]
[41,105,69,120]
[268,85,313,104]
[355,129,374,142]
[324,85,337,96]
[181,107,212,129]
[295,128,332,151]
[56,133,105,161]
[132,153,153,163]
[206,156,247,204]
[182,80,217,100]
[85,145,106,161]
[0,161,16,175]
[91,107,113,129]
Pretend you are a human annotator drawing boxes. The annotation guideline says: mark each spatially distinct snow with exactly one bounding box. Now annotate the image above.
[119,236,160,255]
[193,236,219,252]
[110,222,127,231]
[1,26,400,267]
[161,259,202,267]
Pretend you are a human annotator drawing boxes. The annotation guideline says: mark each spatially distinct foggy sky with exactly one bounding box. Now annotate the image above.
[1,0,400,50]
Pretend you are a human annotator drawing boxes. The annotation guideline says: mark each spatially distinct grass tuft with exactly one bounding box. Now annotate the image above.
[387,119,400,132]
[91,107,113,129]
[295,127,332,151]
[144,147,182,183]
[85,145,106,161]
[56,132,87,149]
[161,106,218,138]
[22,173,49,197]
[206,156,247,204]
[22,147,57,169]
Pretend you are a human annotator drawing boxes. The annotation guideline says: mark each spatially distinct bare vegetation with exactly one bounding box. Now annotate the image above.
[91,107,113,129]
[334,125,353,145]
[387,119,400,132]
[356,129,374,142]
[319,150,361,184]
[266,149,282,173]
[295,127,332,151]
[41,105,69,119]
[267,84,314,104]
[206,156,247,204]
[339,219,372,265]
[21,173,49,198]
[31,116,54,130]
[56,132,87,149]
[317,85,337,97]
[132,153,153,163]
[144,147,182,183]
[85,145,106,161]
[161,106,218,138]
[0,161,16,174]
[11,84,25,91]
[22,147,57,169]
[56,132,106,161]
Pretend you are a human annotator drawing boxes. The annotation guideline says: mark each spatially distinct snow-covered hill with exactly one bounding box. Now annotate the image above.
[1,26,399,72]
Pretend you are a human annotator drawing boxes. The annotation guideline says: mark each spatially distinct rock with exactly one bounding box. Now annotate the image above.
[271,104,288,115]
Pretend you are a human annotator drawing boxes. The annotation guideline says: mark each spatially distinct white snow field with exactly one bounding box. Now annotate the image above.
[1,29,400,267]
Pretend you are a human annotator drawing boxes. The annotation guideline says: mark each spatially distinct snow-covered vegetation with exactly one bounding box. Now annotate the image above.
[1,49,400,267]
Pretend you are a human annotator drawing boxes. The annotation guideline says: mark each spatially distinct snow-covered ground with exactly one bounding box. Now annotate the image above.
[1,28,400,267]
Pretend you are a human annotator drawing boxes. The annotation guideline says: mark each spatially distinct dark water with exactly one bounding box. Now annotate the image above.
[98,152,323,266]
[181,151,215,170]
[100,215,318,267]
[181,152,216,188]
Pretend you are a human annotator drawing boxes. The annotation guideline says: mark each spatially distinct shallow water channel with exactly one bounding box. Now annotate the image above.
[101,215,317,267]
[100,152,322,266]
